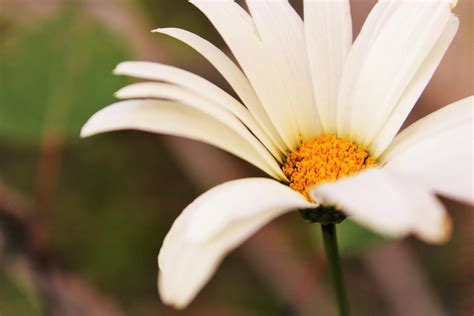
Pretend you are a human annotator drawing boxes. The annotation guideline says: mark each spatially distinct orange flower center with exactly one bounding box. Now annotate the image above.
[282,135,376,199]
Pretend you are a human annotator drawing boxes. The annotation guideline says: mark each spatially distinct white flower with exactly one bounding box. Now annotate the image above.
[81,0,473,309]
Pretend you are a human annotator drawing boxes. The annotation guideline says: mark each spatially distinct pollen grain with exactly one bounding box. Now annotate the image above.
[282,135,376,199]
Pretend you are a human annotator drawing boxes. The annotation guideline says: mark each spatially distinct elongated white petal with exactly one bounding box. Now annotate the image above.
[304,0,352,134]
[381,96,474,204]
[247,0,321,141]
[114,61,281,158]
[191,0,301,149]
[370,16,459,156]
[153,27,288,153]
[336,0,396,137]
[158,178,314,309]
[337,1,451,145]
[311,169,451,243]
[115,82,284,163]
[80,100,286,180]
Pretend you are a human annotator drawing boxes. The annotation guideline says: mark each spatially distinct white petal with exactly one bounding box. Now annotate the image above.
[158,178,314,309]
[336,0,396,137]
[114,61,281,157]
[191,0,301,149]
[304,0,352,134]
[381,96,474,204]
[80,99,286,180]
[115,82,284,163]
[152,27,288,153]
[370,16,459,157]
[247,0,322,141]
[311,168,451,243]
[337,1,451,145]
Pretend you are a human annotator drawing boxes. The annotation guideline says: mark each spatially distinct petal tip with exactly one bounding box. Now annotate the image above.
[450,0,458,10]
[113,61,133,75]
[415,210,453,245]
[158,272,191,310]
[80,113,109,138]
[430,214,453,244]
[112,65,122,75]
[80,122,96,138]
[113,89,125,99]
[439,216,453,243]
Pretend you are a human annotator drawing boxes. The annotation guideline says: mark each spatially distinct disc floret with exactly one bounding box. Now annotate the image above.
[283,135,376,199]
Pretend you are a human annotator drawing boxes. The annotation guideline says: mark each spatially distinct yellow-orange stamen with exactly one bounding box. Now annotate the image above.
[282,135,376,199]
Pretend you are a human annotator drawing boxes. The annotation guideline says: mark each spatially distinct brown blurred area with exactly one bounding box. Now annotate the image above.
[0,1,473,316]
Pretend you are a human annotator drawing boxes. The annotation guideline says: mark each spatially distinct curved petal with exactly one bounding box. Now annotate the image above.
[114,61,280,157]
[191,0,301,149]
[80,100,286,180]
[152,27,288,153]
[115,82,284,163]
[158,178,314,309]
[246,0,321,141]
[311,168,451,243]
[304,0,352,134]
[381,96,474,204]
[337,1,452,145]
[370,16,459,156]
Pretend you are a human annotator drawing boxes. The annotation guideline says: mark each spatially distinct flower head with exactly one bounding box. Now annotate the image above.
[81,0,473,309]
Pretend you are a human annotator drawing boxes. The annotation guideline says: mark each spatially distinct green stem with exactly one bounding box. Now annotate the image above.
[321,223,350,316]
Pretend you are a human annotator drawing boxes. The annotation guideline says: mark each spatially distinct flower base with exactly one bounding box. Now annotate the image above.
[299,205,346,225]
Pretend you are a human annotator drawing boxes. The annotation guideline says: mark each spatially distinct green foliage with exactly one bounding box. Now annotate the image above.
[307,218,386,256]
[140,0,222,43]
[337,219,386,255]
[139,0,228,69]
[0,10,131,145]
[49,133,197,300]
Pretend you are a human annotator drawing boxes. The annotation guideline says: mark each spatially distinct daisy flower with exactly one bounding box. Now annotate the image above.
[81,0,473,310]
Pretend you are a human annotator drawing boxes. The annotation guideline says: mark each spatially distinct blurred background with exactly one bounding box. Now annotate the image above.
[0,0,472,315]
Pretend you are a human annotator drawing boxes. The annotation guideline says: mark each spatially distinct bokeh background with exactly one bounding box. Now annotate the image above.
[0,0,473,315]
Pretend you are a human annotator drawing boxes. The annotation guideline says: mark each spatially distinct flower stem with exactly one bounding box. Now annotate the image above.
[321,223,349,316]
